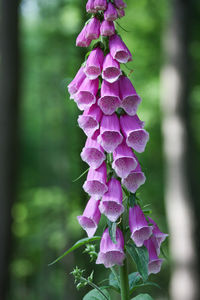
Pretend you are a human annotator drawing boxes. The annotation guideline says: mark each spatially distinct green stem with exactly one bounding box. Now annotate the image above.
[119,258,129,300]
[81,277,109,300]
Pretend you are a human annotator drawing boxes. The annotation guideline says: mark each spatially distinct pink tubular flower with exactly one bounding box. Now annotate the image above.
[112,141,137,178]
[76,24,91,47]
[98,114,123,153]
[114,0,127,9]
[99,178,124,222]
[78,104,102,137]
[117,9,125,18]
[148,217,168,250]
[109,34,132,63]
[122,159,146,193]
[81,136,106,169]
[96,227,125,268]
[74,77,98,110]
[83,162,108,200]
[77,198,101,238]
[85,17,100,41]
[104,3,118,21]
[129,205,153,247]
[119,75,141,116]
[86,0,97,13]
[84,47,104,80]
[100,20,115,37]
[68,66,86,99]
[94,0,107,11]
[102,53,121,83]
[120,114,149,153]
[98,80,121,115]
[144,237,163,275]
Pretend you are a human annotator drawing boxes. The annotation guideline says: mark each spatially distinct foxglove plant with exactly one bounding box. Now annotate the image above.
[49,1,168,299]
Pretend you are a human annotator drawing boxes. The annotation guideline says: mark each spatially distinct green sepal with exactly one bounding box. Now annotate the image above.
[107,220,117,244]
[128,193,136,208]
[126,240,149,282]
[48,236,101,266]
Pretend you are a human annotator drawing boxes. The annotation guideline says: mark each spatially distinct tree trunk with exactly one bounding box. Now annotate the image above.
[0,0,19,298]
[160,0,199,300]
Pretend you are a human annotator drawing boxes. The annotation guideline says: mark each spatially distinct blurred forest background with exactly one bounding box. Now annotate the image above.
[0,0,200,299]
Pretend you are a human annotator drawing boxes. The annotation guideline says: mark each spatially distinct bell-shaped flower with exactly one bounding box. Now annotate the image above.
[102,53,121,83]
[83,162,108,200]
[112,141,137,178]
[104,3,118,21]
[81,136,106,169]
[120,114,149,153]
[98,114,123,153]
[94,0,107,11]
[114,0,127,9]
[68,66,86,99]
[86,0,97,13]
[77,197,101,238]
[76,24,91,47]
[122,159,146,193]
[99,178,124,222]
[85,17,100,41]
[74,77,99,111]
[129,205,153,247]
[96,228,125,268]
[117,9,125,18]
[100,20,115,37]
[98,80,121,115]
[109,34,132,63]
[148,217,168,251]
[78,104,102,137]
[119,76,141,116]
[144,237,163,275]
[84,47,104,80]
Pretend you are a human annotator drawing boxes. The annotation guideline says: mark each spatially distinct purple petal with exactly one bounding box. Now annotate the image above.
[98,80,121,115]
[100,20,115,37]
[81,136,106,169]
[102,53,121,83]
[84,47,104,80]
[109,34,132,64]
[75,77,98,110]
[78,104,102,137]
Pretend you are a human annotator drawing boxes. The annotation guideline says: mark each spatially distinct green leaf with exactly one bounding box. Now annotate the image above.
[128,272,141,290]
[129,281,160,294]
[126,240,149,282]
[109,272,120,292]
[48,236,101,266]
[83,288,110,300]
[131,293,154,300]
[107,220,117,244]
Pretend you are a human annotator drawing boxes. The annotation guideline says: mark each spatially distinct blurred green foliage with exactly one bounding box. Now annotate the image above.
[10,0,200,299]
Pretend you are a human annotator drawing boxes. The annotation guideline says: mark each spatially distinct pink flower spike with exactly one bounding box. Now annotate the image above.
[85,17,100,41]
[75,77,99,111]
[119,76,141,116]
[102,53,121,83]
[112,141,137,178]
[94,0,107,11]
[144,237,163,275]
[100,20,115,37]
[117,9,125,18]
[129,205,153,247]
[114,0,127,9]
[78,104,102,137]
[104,3,118,21]
[109,34,132,64]
[81,136,106,169]
[98,114,123,153]
[86,0,97,13]
[99,178,124,222]
[68,66,86,98]
[84,47,104,80]
[122,158,146,193]
[148,217,168,251]
[83,162,108,200]
[76,24,91,48]
[96,228,125,268]
[120,114,149,153]
[77,198,101,238]
[98,80,121,115]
